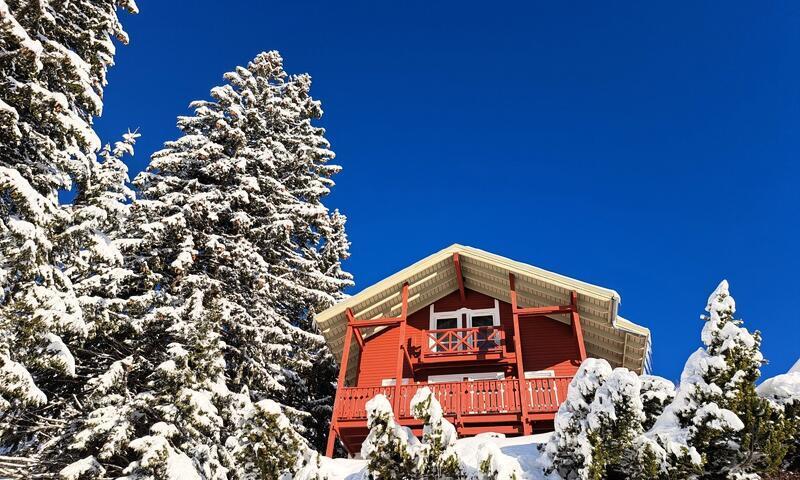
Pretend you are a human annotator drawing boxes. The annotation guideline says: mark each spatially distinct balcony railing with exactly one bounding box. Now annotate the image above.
[421,326,505,357]
[334,376,572,421]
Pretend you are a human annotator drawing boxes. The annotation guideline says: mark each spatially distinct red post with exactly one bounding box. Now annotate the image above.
[509,273,532,435]
[453,252,466,304]
[326,313,355,457]
[570,291,587,361]
[392,283,410,416]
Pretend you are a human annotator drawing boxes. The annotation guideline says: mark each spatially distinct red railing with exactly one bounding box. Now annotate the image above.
[524,376,570,412]
[422,326,505,357]
[334,376,571,421]
[336,386,394,420]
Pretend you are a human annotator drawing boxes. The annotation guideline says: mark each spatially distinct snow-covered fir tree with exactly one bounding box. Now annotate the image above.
[756,368,800,473]
[361,394,420,479]
[410,387,463,478]
[0,0,136,453]
[62,51,351,477]
[63,131,138,335]
[541,358,613,479]
[585,368,647,480]
[642,280,791,479]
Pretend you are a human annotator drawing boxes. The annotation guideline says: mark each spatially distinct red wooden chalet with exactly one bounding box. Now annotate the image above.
[315,245,651,457]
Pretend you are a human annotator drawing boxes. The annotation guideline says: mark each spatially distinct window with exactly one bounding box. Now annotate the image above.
[524,370,555,379]
[381,378,411,386]
[428,301,502,352]
[434,316,459,330]
[428,372,504,383]
[470,315,494,327]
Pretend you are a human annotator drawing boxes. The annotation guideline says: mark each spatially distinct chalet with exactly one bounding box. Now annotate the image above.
[315,245,651,457]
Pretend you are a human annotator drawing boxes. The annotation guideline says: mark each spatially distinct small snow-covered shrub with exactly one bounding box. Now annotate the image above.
[476,440,521,480]
[410,386,464,478]
[361,394,420,479]
[586,368,647,480]
[226,398,325,480]
[541,358,612,479]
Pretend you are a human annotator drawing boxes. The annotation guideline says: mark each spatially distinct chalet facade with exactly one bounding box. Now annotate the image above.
[315,245,651,457]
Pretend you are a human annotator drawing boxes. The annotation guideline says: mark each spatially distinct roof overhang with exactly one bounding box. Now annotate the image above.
[316,244,651,376]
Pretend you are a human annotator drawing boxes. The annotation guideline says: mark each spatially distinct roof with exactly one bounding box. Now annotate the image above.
[316,244,652,378]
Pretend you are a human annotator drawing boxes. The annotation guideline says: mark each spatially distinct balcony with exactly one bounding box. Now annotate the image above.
[334,376,572,423]
[414,326,509,366]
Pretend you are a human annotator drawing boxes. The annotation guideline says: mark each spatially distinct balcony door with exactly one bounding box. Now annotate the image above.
[429,311,462,352]
[428,300,501,353]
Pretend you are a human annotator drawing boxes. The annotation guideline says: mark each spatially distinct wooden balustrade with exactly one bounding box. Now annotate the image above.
[335,386,394,420]
[421,326,504,357]
[334,376,572,421]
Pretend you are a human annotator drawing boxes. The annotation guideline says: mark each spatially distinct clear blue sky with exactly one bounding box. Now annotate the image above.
[96,1,800,382]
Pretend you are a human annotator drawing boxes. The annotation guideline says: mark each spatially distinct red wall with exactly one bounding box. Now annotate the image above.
[354,289,580,386]
[519,315,581,376]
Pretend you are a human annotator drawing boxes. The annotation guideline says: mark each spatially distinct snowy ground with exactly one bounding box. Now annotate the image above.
[318,432,552,479]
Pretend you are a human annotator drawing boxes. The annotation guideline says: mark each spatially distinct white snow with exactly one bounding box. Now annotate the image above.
[124,435,202,480]
[322,432,552,480]
[0,355,47,406]
[790,358,800,374]
[757,372,800,405]
[59,455,105,480]
[45,333,77,376]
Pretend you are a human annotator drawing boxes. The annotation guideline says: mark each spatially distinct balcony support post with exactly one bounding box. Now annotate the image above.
[392,283,410,417]
[509,273,532,435]
[570,291,587,361]
[326,311,356,457]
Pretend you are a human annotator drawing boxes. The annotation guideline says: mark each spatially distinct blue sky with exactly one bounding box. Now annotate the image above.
[96,1,800,381]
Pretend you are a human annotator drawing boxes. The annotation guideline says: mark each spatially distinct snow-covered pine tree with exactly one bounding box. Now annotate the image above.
[541,358,613,479]
[63,51,350,477]
[756,369,800,473]
[361,394,420,479]
[642,280,789,479]
[0,0,136,453]
[585,368,647,480]
[63,131,138,336]
[410,386,463,478]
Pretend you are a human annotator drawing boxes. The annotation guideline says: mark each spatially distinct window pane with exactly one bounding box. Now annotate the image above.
[471,315,494,327]
[436,317,458,329]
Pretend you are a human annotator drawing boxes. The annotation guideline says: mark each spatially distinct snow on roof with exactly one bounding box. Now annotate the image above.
[790,358,800,373]
[315,244,651,378]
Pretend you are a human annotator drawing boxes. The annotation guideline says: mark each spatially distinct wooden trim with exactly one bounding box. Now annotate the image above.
[353,326,365,349]
[514,305,575,316]
[509,273,532,435]
[326,321,354,457]
[349,318,403,329]
[453,252,466,304]
[570,291,588,361]
[392,283,409,414]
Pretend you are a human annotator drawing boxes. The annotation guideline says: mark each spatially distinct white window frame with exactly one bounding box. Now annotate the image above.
[427,371,505,383]
[524,370,556,379]
[466,300,501,328]
[381,378,411,386]
[429,306,462,330]
[428,300,500,330]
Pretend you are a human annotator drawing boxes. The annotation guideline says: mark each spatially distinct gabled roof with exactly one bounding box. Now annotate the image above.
[316,244,651,375]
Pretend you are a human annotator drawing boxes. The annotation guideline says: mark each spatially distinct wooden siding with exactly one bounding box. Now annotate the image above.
[519,315,581,377]
[355,326,413,387]
[356,289,580,386]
